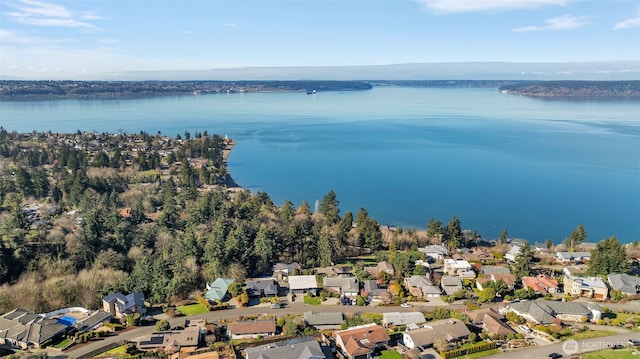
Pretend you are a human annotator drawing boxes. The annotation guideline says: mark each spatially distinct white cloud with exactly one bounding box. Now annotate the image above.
[4,0,102,30]
[513,14,589,31]
[0,28,68,45]
[415,0,567,13]
[614,16,640,30]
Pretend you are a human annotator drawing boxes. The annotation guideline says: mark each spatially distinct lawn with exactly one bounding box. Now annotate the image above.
[462,349,501,359]
[380,350,404,359]
[177,303,209,316]
[565,329,618,341]
[615,312,640,323]
[95,344,128,357]
[582,348,639,359]
[304,295,322,305]
[52,337,73,349]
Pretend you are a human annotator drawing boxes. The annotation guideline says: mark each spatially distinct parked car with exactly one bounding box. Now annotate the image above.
[270,303,282,309]
[400,303,412,308]
[548,353,563,359]
[519,324,532,333]
[628,339,640,346]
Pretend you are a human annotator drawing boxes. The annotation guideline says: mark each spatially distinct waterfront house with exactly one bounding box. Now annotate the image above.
[555,252,591,263]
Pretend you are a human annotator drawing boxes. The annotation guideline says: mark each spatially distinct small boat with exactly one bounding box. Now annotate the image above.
[306,89,316,95]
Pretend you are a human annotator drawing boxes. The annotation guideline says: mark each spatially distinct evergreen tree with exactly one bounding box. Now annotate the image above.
[318,228,335,267]
[512,242,534,279]
[319,190,340,225]
[565,224,588,250]
[426,218,443,239]
[588,236,629,276]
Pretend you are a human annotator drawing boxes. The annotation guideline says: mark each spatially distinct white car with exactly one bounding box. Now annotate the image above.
[519,325,532,333]
[400,303,412,308]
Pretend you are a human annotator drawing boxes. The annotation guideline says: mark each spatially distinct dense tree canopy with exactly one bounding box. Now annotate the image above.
[588,236,629,276]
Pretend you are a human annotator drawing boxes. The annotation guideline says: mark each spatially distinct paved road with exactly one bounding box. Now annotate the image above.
[64,300,458,358]
[485,331,640,359]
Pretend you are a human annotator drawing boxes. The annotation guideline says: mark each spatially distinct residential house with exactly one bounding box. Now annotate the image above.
[362,280,391,303]
[245,337,326,359]
[272,262,302,281]
[315,266,353,277]
[402,319,470,350]
[440,275,463,296]
[323,276,360,299]
[608,274,640,297]
[364,261,395,277]
[304,311,344,330]
[102,292,147,319]
[137,326,201,353]
[507,300,602,325]
[245,279,279,297]
[534,242,550,253]
[204,278,234,302]
[334,323,390,359]
[464,247,494,263]
[0,308,69,349]
[443,259,473,277]
[467,308,515,337]
[227,319,277,340]
[505,245,521,262]
[382,312,426,327]
[476,274,516,291]
[418,245,449,262]
[521,274,559,295]
[555,252,591,263]
[564,275,608,300]
[288,275,320,297]
[481,266,511,276]
[404,276,441,299]
[562,265,589,277]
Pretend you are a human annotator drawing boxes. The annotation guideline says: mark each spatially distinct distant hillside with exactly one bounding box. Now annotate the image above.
[498,80,640,98]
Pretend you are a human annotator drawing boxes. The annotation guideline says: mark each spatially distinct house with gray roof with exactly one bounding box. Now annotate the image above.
[440,275,463,296]
[505,245,521,262]
[102,292,146,319]
[418,245,449,262]
[402,318,470,350]
[362,280,391,302]
[289,275,320,296]
[246,279,279,297]
[245,337,326,359]
[382,312,426,327]
[481,266,511,276]
[304,311,344,330]
[608,273,640,296]
[323,276,359,298]
[404,276,441,299]
[0,308,69,349]
[273,262,302,281]
[555,252,591,263]
[507,300,602,325]
[564,275,608,300]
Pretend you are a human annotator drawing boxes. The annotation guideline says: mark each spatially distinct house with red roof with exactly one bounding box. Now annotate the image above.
[334,323,390,359]
[521,274,559,295]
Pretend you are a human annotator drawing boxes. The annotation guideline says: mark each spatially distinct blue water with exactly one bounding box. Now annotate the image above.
[1,87,638,243]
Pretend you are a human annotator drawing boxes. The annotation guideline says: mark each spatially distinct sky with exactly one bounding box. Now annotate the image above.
[0,0,639,80]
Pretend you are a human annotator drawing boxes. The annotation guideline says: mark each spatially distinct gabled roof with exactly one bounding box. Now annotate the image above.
[482,313,516,337]
[245,337,326,359]
[335,324,390,358]
[0,308,69,348]
[304,311,344,326]
[608,273,640,295]
[323,276,359,293]
[382,312,426,326]
[246,279,279,297]
[508,300,594,324]
[230,319,276,335]
[482,266,511,276]
[521,274,559,294]
[204,278,234,301]
[289,275,318,290]
[403,319,470,348]
[103,292,145,314]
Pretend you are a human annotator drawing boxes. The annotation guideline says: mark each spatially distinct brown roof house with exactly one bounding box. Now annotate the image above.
[402,319,470,350]
[364,261,395,277]
[137,326,201,353]
[227,319,277,340]
[467,308,515,338]
[521,274,559,295]
[334,323,390,359]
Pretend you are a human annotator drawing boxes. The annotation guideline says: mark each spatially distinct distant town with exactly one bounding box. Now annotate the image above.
[0,129,639,359]
[1,80,639,100]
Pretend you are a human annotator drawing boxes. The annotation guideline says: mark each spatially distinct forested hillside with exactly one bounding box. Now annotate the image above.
[0,129,427,313]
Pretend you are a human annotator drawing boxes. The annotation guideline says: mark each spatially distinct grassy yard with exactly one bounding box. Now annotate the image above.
[304,295,322,305]
[565,329,617,341]
[615,312,640,323]
[177,303,209,316]
[582,348,640,359]
[380,350,404,359]
[95,344,128,357]
[52,337,73,349]
[462,349,501,359]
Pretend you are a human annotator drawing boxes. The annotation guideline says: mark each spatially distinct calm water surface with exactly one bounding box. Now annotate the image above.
[1,87,638,243]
